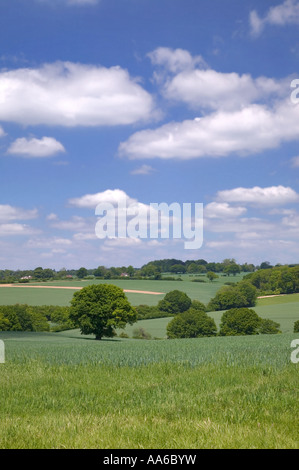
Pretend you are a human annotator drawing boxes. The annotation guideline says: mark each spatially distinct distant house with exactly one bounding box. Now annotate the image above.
[20,275,32,280]
[65,275,73,279]
[120,273,129,277]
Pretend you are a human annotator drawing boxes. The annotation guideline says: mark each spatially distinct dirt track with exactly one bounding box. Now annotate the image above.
[0,284,165,295]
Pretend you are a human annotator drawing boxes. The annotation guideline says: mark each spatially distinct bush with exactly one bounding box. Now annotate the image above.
[219,308,261,336]
[118,332,129,338]
[190,300,206,312]
[135,304,171,320]
[294,320,299,333]
[167,308,217,339]
[158,290,192,315]
[0,304,49,332]
[132,327,152,340]
[258,319,281,335]
[207,281,257,311]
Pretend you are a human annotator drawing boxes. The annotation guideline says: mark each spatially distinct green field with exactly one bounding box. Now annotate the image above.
[1,276,298,449]
[0,330,298,448]
[0,273,247,307]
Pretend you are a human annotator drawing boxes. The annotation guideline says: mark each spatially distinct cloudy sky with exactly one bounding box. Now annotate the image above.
[0,0,299,269]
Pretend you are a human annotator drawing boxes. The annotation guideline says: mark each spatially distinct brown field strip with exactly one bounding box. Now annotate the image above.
[0,284,165,295]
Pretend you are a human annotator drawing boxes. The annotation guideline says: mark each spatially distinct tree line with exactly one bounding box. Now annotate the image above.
[2,258,296,283]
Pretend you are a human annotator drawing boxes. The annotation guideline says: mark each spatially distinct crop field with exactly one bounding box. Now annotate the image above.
[0,276,298,449]
[0,273,245,307]
[0,330,298,449]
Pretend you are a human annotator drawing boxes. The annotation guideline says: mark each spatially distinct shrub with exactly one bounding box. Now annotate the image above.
[258,319,281,335]
[167,308,217,339]
[132,327,152,340]
[0,304,49,332]
[135,304,171,320]
[118,332,129,338]
[190,300,206,312]
[158,290,192,315]
[207,281,257,311]
[294,320,299,333]
[219,308,261,336]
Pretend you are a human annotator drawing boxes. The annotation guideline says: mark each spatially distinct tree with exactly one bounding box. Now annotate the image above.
[170,264,187,274]
[190,300,206,312]
[77,267,88,279]
[158,290,192,315]
[219,308,261,336]
[224,263,240,276]
[69,284,137,340]
[167,309,217,339]
[207,281,257,311]
[207,271,218,282]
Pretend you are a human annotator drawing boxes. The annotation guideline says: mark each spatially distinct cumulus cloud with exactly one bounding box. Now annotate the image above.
[0,61,156,127]
[148,47,287,111]
[0,223,40,236]
[204,202,247,219]
[163,69,285,111]
[68,189,136,209]
[216,185,299,207]
[0,125,6,137]
[119,99,299,160]
[250,0,299,37]
[148,47,206,74]
[0,204,38,223]
[7,136,65,158]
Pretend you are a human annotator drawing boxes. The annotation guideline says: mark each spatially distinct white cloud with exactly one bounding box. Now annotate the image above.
[204,202,247,219]
[0,62,156,127]
[68,189,136,209]
[119,99,299,160]
[149,47,286,111]
[0,223,40,236]
[7,136,65,158]
[50,215,93,232]
[0,125,6,137]
[250,0,299,37]
[148,47,206,74]
[0,205,38,223]
[216,185,299,207]
[162,69,285,111]
[130,165,156,175]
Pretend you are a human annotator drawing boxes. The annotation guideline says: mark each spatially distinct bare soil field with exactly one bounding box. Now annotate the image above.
[0,284,164,295]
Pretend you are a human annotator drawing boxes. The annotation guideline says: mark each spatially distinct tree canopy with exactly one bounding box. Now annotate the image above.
[158,290,192,315]
[167,308,217,339]
[69,284,137,340]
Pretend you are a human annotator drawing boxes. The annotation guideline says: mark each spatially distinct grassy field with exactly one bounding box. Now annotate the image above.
[0,275,298,449]
[0,273,245,307]
[0,330,298,449]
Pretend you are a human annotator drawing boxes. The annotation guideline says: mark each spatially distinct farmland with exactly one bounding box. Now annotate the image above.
[0,330,298,449]
[0,274,298,449]
[0,273,245,306]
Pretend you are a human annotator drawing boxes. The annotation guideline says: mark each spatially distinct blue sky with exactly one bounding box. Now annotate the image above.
[0,0,299,269]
